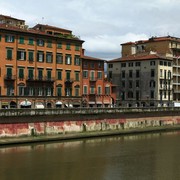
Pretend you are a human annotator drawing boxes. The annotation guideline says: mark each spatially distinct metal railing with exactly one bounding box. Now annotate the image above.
[0,107,179,117]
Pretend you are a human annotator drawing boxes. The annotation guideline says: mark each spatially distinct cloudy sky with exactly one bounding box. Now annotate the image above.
[0,0,179,59]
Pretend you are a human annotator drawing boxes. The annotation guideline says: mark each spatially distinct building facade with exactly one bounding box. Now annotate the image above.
[82,55,116,107]
[0,15,84,108]
[0,15,116,109]
[121,36,180,102]
[108,40,174,107]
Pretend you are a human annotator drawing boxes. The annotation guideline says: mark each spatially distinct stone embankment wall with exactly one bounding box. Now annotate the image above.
[0,115,180,138]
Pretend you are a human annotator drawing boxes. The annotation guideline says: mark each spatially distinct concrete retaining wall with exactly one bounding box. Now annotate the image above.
[1,116,180,138]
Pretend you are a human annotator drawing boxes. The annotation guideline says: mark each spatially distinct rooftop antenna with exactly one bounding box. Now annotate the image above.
[42,17,44,24]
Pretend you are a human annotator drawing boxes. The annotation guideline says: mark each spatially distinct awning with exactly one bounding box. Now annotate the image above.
[89,102,95,104]
[104,101,110,104]
[96,101,102,104]
[35,104,44,109]
[20,100,32,106]
[56,101,63,105]
[1,102,9,105]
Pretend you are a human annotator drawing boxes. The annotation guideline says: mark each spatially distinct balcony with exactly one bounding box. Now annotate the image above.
[89,77,97,82]
[4,75,16,81]
[65,78,74,83]
[26,76,55,82]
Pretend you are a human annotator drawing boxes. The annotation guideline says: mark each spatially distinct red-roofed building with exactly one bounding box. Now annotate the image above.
[107,52,173,107]
[82,54,116,107]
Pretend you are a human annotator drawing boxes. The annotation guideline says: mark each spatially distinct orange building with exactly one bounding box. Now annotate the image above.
[0,15,84,108]
[82,55,116,107]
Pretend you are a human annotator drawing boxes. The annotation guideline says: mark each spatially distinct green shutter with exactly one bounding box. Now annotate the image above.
[7,68,12,77]
[7,49,12,59]
[28,51,33,61]
[19,69,24,78]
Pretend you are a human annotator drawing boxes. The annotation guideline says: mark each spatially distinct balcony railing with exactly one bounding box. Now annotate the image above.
[65,78,74,83]
[26,76,55,82]
[89,77,97,82]
[4,75,16,81]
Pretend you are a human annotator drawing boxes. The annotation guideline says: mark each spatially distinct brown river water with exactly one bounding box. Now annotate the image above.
[0,131,180,180]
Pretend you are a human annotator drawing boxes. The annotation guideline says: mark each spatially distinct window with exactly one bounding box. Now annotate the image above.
[159,61,163,65]
[90,85,95,94]
[66,43,71,50]
[128,62,133,67]
[37,39,44,46]
[150,80,156,88]
[38,69,43,80]
[47,40,52,48]
[83,85,88,95]
[105,86,110,95]
[57,86,62,96]
[150,61,155,66]
[91,63,95,69]
[28,69,34,80]
[19,37,24,44]
[18,85,25,96]
[90,71,95,80]
[46,52,53,63]
[97,71,102,79]
[37,51,44,62]
[83,70,88,78]
[83,61,88,68]
[129,81,133,88]
[6,67,12,79]
[17,50,26,60]
[0,34,1,41]
[38,87,43,96]
[65,54,71,64]
[75,44,80,51]
[98,62,103,68]
[151,69,155,77]
[122,71,125,78]
[47,70,52,80]
[7,85,14,96]
[75,85,80,96]
[75,71,80,81]
[18,68,24,79]
[97,86,102,95]
[122,81,125,88]
[56,53,63,64]
[57,70,62,80]
[129,70,133,78]
[168,62,171,66]
[5,35,14,42]
[168,70,171,79]
[28,51,34,61]
[6,48,13,60]
[28,38,34,45]
[164,61,167,66]
[57,42,62,48]
[74,55,80,65]
[65,88,72,96]
[150,91,154,98]
[136,80,139,88]
[46,87,52,96]
[121,63,126,67]
[66,71,71,80]
[135,62,141,66]
[160,69,163,77]
[136,70,140,78]
[108,64,113,68]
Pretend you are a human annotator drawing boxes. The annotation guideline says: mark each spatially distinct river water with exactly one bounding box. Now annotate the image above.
[0,131,180,180]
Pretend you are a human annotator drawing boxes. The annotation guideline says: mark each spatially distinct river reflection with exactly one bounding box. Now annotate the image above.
[0,131,180,180]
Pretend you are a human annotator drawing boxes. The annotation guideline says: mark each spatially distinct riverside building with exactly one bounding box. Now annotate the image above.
[0,15,115,108]
[107,36,177,107]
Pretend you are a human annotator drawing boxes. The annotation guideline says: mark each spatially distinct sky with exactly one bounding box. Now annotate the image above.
[0,0,180,60]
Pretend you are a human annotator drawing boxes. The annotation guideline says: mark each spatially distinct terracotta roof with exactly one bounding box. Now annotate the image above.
[121,36,180,46]
[33,24,72,33]
[108,53,172,63]
[0,24,84,42]
[82,55,106,61]
[0,14,25,22]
